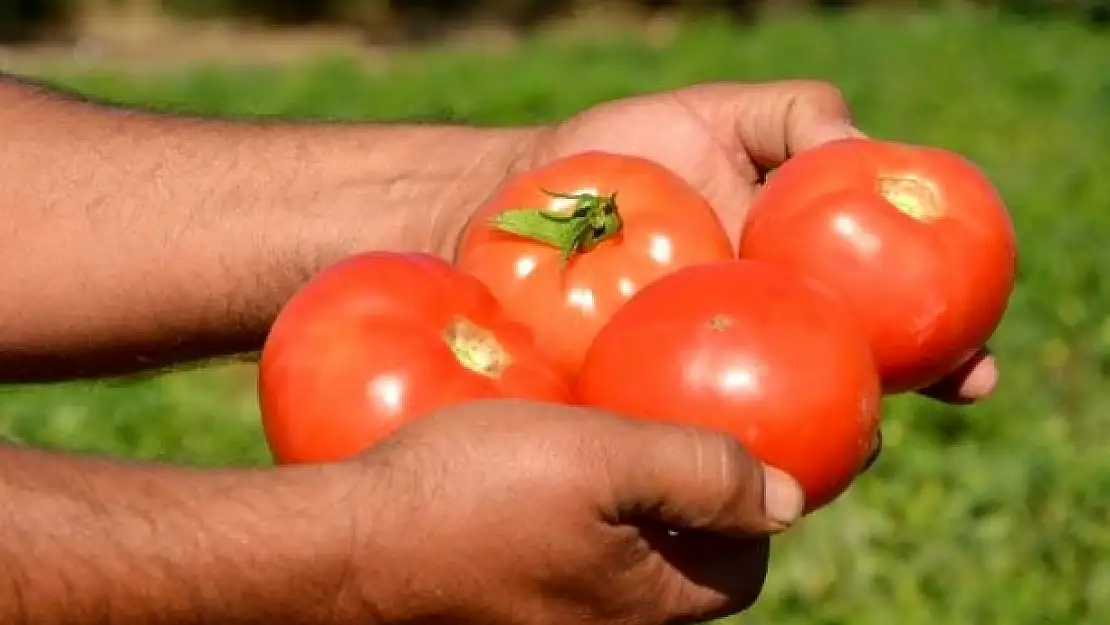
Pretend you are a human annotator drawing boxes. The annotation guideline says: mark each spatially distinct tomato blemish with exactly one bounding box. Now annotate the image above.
[877,176,944,222]
[444,317,510,378]
[708,314,735,331]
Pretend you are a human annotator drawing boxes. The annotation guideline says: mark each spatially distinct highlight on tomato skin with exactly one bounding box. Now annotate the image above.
[575,259,883,513]
[454,150,734,378]
[257,251,572,466]
[739,137,1018,395]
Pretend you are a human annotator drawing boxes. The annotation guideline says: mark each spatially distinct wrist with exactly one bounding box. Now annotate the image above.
[0,449,381,625]
[287,462,394,625]
[312,121,546,260]
[282,121,545,267]
[212,122,545,355]
[325,454,449,625]
[423,124,548,258]
[168,463,391,625]
[157,464,387,625]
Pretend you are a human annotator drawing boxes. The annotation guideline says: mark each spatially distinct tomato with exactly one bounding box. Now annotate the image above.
[258,252,571,465]
[454,151,734,377]
[738,138,1017,394]
[576,260,882,513]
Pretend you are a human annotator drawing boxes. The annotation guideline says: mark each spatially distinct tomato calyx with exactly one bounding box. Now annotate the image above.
[877,176,943,222]
[443,316,510,377]
[488,189,623,266]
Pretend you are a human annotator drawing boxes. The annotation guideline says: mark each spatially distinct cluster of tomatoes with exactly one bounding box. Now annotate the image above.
[258,138,1018,513]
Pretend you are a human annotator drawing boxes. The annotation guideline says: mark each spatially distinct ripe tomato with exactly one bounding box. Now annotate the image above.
[576,260,882,513]
[258,252,571,465]
[739,138,1017,394]
[454,151,734,377]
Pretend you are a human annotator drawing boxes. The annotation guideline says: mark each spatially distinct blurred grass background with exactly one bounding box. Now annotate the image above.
[3,1,1110,624]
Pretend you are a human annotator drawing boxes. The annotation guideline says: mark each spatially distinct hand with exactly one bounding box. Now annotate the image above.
[524,80,998,405]
[338,399,804,625]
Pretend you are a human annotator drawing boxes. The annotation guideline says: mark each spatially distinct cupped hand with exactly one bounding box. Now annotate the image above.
[530,80,997,405]
[343,399,804,625]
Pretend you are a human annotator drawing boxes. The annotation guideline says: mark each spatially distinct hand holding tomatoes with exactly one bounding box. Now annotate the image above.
[258,252,570,464]
[259,88,1017,521]
[348,398,801,624]
[577,260,882,513]
[455,151,734,377]
[739,138,1017,395]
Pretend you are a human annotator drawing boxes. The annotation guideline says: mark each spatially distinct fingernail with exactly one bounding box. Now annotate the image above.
[762,466,805,528]
[840,123,869,139]
[960,357,998,399]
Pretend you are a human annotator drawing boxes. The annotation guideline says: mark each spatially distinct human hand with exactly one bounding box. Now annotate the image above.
[335,399,803,625]
[522,80,997,405]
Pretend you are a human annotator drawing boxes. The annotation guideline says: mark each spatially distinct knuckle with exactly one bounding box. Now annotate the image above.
[704,431,760,487]
[688,430,765,521]
[713,435,766,510]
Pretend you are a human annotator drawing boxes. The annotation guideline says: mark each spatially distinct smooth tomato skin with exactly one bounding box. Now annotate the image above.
[455,151,734,377]
[576,260,882,513]
[739,138,1018,394]
[258,252,571,465]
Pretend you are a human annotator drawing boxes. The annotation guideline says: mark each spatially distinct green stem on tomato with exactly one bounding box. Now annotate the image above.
[488,189,624,267]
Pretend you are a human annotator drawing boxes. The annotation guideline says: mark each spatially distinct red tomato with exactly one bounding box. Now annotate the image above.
[454,151,734,377]
[738,138,1017,394]
[258,252,571,465]
[576,260,882,513]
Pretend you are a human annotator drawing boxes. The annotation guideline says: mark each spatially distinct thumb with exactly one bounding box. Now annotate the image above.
[740,80,869,162]
[605,421,805,536]
[681,80,867,168]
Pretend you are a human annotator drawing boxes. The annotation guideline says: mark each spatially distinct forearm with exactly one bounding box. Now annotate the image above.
[0,75,538,381]
[0,444,368,624]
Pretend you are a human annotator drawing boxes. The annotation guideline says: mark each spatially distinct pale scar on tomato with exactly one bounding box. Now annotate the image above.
[877,176,945,222]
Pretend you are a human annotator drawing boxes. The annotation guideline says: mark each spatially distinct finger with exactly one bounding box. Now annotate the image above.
[691,80,867,169]
[918,348,998,405]
[605,422,805,536]
[644,530,771,620]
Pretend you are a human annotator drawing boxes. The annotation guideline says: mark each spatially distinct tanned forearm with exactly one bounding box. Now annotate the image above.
[0,74,539,382]
[0,444,373,624]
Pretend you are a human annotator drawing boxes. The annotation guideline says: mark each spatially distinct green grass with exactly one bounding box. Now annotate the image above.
[4,9,1110,624]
